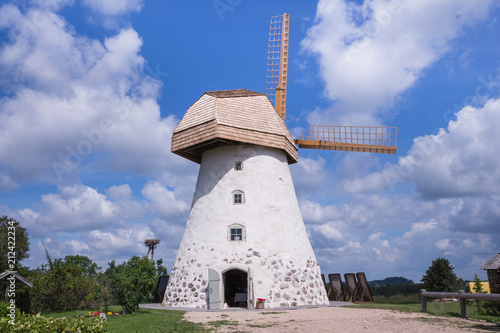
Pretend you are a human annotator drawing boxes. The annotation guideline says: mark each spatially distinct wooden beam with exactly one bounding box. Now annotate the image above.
[295,139,397,154]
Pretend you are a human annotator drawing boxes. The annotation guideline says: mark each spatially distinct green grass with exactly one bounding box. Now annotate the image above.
[260,311,284,315]
[41,306,210,333]
[207,319,239,327]
[37,301,500,332]
[355,301,500,324]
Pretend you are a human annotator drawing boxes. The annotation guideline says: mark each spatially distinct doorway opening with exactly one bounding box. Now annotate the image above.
[223,269,248,308]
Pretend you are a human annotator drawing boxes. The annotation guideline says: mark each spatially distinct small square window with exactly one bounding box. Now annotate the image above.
[235,161,243,171]
[234,193,242,204]
[230,228,242,241]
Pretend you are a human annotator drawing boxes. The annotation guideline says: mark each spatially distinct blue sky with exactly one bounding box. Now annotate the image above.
[1,0,499,283]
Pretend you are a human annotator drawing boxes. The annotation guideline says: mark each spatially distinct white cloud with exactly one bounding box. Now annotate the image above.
[301,0,494,124]
[41,184,118,231]
[141,181,190,220]
[402,99,500,199]
[0,5,190,190]
[82,0,143,15]
[341,96,500,235]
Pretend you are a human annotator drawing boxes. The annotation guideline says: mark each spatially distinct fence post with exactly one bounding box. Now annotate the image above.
[458,290,467,319]
[421,289,427,313]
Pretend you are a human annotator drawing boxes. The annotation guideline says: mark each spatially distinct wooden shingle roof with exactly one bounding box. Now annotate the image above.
[171,89,298,164]
[482,253,500,270]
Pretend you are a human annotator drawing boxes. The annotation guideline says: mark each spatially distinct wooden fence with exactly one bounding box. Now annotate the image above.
[421,289,500,318]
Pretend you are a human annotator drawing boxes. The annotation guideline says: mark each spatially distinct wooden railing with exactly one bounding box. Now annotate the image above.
[421,289,500,318]
[296,125,397,154]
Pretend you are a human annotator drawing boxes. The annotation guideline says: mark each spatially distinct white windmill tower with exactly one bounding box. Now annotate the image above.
[162,14,397,310]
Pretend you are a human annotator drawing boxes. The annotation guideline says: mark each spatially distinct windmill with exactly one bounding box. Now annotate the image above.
[162,14,396,310]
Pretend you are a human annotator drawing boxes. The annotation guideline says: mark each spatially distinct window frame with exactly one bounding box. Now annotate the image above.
[232,190,245,205]
[228,224,245,241]
[234,161,243,171]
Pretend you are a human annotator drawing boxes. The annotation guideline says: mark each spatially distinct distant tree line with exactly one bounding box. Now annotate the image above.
[369,277,422,298]
[0,216,168,314]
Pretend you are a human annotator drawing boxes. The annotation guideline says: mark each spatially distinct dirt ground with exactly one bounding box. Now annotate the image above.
[184,306,500,333]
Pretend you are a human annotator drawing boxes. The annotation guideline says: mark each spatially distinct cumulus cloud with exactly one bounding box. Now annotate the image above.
[345,97,500,233]
[401,99,500,199]
[304,95,500,280]
[0,4,189,191]
[301,0,494,124]
[141,181,190,220]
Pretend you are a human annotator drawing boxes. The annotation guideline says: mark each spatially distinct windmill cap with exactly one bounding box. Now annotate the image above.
[171,89,298,164]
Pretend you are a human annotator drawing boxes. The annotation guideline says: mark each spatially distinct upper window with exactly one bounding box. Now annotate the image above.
[233,190,244,204]
[235,161,243,171]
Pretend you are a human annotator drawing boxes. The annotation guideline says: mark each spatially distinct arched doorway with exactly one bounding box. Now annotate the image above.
[223,269,248,308]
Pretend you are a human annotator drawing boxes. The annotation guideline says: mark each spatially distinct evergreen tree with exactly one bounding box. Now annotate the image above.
[421,257,460,292]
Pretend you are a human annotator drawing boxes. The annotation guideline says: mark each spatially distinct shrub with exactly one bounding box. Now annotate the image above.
[0,313,106,332]
[30,255,100,312]
[0,302,10,318]
[106,256,156,313]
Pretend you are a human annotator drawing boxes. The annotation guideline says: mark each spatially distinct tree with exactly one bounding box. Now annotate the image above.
[30,253,100,312]
[106,256,156,313]
[421,257,460,292]
[63,254,100,278]
[472,274,486,313]
[0,216,30,272]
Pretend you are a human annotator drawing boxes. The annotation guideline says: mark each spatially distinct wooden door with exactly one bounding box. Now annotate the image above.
[208,268,220,309]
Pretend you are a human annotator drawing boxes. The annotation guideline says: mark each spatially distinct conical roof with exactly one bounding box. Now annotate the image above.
[171,89,298,164]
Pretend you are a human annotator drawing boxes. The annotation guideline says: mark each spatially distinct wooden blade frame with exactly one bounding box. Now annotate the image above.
[266,13,289,119]
[296,125,397,154]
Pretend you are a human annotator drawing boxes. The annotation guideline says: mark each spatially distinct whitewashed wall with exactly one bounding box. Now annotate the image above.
[163,145,329,308]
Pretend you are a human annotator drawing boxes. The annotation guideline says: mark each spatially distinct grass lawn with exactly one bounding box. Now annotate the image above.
[355,301,500,324]
[42,305,210,333]
[38,302,500,332]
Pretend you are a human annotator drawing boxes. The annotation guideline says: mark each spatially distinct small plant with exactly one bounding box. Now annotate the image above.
[256,298,265,304]
[0,313,107,332]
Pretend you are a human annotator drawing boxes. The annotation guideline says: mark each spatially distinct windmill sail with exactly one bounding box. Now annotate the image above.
[266,13,289,119]
[296,125,397,154]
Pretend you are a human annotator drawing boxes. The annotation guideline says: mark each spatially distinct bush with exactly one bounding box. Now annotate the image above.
[106,256,156,313]
[0,302,9,318]
[30,255,100,312]
[0,313,106,332]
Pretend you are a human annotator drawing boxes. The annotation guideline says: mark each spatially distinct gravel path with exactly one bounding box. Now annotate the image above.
[184,306,499,332]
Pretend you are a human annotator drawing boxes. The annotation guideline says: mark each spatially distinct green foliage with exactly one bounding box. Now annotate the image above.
[106,256,157,313]
[421,257,460,292]
[155,258,168,277]
[0,216,30,272]
[483,301,500,316]
[95,272,114,312]
[370,282,422,298]
[369,276,414,287]
[0,302,9,318]
[471,274,486,313]
[63,254,100,278]
[0,313,106,332]
[372,292,421,304]
[30,254,100,312]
